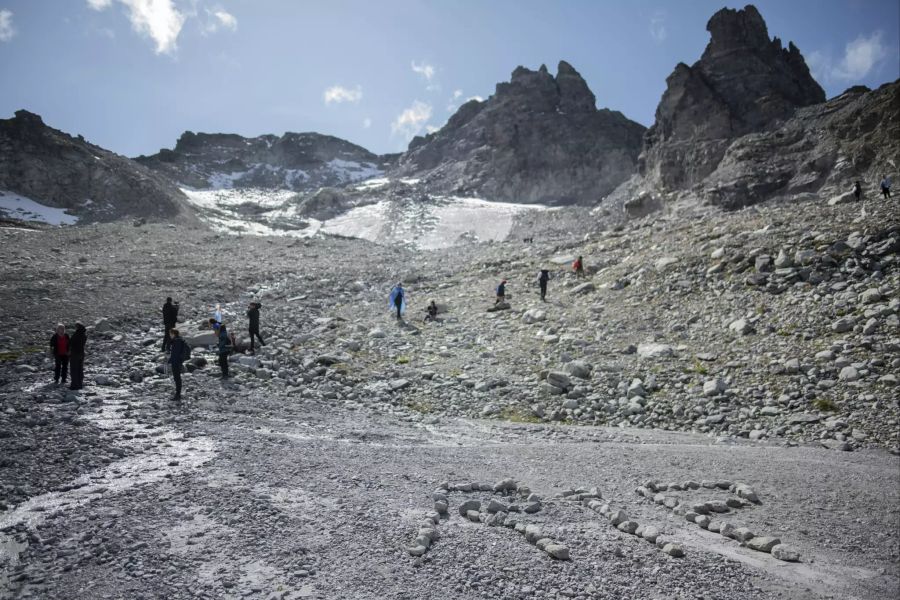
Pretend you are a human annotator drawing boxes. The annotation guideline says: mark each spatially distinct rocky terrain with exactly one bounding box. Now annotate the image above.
[136,131,395,193]
[394,61,646,205]
[0,111,194,223]
[0,188,898,599]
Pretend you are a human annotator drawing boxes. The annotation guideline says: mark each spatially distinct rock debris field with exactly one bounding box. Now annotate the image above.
[0,193,898,600]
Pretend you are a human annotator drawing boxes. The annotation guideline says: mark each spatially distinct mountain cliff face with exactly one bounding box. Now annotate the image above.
[0,111,192,223]
[701,80,900,208]
[640,4,825,189]
[393,61,646,205]
[136,131,395,192]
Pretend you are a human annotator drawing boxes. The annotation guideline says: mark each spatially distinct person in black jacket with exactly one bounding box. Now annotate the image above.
[538,269,551,302]
[247,302,265,354]
[69,322,87,390]
[162,297,179,351]
[168,329,188,401]
[50,323,70,385]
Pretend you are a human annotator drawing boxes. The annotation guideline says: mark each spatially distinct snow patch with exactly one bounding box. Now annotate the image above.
[0,191,79,226]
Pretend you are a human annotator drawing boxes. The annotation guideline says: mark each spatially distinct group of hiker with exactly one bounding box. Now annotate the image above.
[854,175,893,201]
[49,297,267,403]
[390,255,588,323]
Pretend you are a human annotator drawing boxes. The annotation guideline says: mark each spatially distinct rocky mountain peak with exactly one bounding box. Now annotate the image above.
[704,4,771,56]
[394,61,645,205]
[640,3,826,190]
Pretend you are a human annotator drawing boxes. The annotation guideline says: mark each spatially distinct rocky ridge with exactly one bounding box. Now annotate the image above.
[639,4,825,192]
[136,130,396,192]
[393,61,646,205]
[0,111,194,223]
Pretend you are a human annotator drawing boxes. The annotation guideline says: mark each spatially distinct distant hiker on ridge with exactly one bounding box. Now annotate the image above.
[168,328,190,402]
[50,323,70,386]
[881,174,892,199]
[390,283,406,320]
[495,279,507,305]
[573,256,585,278]
[538,269,551,302]
[162,297,179,352]
[247,301,265,354]
[68,322,87,391]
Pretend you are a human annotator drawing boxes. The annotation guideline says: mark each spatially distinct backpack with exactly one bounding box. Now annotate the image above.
[180,341,192,363]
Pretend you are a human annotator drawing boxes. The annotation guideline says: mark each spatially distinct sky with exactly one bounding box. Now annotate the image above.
[0,0,897,157]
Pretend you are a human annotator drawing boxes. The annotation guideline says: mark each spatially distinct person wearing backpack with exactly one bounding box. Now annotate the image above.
[168,328,190,401]
[573,256,585,278]
[495,279,507,305]
[247,301,265,354]
[209,319,231,378]
[538,269,551,302]
[49,323,70,385]
[389,283,406,320]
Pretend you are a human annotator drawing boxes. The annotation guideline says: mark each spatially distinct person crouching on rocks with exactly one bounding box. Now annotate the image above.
[68,322,87,391]
[50,323,70,386]
[247,301,265,354]
[168,329,190,402]
[495,279,507,305]
[424,300,438,322]
[573,256,585,278]
[209,318,231,379]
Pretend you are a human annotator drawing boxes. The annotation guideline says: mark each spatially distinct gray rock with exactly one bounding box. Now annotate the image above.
[729,318,753,335]
[662,543,684,558]
[545,544,570,560]
[747,536,781,552]
[637,343,673,359]
[771,544,800,562]
[458,499,480,517]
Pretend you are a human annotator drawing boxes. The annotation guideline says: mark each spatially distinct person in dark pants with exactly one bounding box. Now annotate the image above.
[210,319,231,378]
[162,297,179,351]
[853,181,862,202]
[881,175,892,199]
[390,283,405,320]
[247,302,265,353]
[495,280,507,305]
[573,256,585,278]
[168,328,188,401]
[69,322,87,390]
[538,269,550,302]
[50,323,70,385]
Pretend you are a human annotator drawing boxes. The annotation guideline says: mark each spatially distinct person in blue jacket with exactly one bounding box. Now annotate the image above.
[209,318,231,378]
[390,283,406,320]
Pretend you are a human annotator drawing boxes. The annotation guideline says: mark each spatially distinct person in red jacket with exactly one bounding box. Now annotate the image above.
[573,256,585,278]
[49,323,70,385]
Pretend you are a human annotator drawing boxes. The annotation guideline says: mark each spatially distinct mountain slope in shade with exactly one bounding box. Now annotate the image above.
[0,110,193,223]
[136,131,397,192]
[392,61,646,205]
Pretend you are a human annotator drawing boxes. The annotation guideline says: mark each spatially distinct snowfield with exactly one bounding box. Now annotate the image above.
[181,185,547,248]
[0,191,79,225]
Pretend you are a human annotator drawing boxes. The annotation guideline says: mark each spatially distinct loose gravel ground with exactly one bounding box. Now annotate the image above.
[1,197,898,599]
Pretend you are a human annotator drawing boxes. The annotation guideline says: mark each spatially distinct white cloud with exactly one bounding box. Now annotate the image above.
[650,10,666,43]
[425,125,439,134]
[323,85,363,105]
[202,8,237,34]
[0,9,16,42]
[362,117,372,129]
[452,89,462,99]
[466,95,484,102]
[808,31,889,83]
[411,60,435,80]
[391,100,432,141]
[88,0,186,54]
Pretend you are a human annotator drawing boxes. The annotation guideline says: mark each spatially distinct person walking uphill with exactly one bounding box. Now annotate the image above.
[247,301,265,354]
[390,283,406,320]
[68,322,87,391]
[168,329,190,401]
[50,323,70,385]
[495,279,507,305]
[209,319,231,378]
[162,297,179,351]
[881,175,892,199]
[538,269,551,302]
